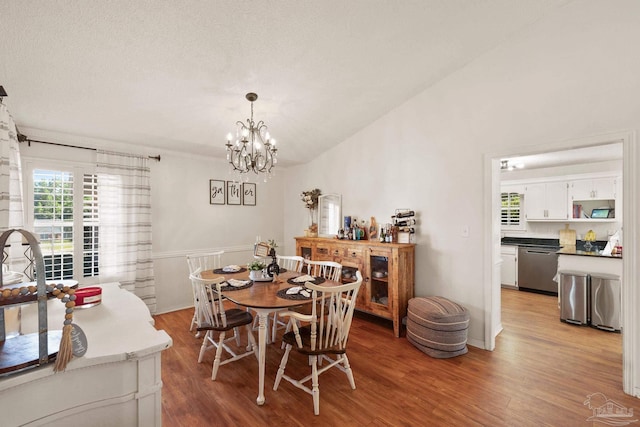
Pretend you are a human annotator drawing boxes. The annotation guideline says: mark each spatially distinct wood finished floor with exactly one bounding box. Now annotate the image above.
[154,289,636,426]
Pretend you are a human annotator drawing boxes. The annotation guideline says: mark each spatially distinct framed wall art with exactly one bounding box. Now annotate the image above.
[210,180,225,205]
[243,183,256,206]
[226,181,242,205]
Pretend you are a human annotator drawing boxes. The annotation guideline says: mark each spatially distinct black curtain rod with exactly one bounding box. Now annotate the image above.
[22,138,161,162]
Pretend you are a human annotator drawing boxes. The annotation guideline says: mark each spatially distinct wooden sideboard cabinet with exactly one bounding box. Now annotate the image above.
[295,237,415,337]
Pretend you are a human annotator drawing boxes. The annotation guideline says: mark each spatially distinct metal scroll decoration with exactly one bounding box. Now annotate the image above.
[0,229,76,372]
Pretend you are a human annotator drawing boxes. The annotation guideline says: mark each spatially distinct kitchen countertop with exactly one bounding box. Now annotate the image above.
[501,237,560,248]
[557,245,622,259]
[502,237,621,259]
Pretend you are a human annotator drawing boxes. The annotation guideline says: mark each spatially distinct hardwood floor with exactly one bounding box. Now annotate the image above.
[154,289,636,426]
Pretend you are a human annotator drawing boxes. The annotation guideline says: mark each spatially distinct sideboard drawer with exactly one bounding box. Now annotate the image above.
[343,247,364,259]
[315,244,333,260]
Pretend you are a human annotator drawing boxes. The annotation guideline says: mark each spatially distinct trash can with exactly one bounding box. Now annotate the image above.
[590,273,621,332]
[559,270,589,325]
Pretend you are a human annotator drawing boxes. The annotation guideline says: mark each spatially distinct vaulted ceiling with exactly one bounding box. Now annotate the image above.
[0,0,570,165]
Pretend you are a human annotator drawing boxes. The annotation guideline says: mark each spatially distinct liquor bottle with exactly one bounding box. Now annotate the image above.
[385,225,392,243]
[379,226,385,243]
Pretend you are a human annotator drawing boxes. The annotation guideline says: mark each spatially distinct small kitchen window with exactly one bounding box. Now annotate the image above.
[501,192,525,230]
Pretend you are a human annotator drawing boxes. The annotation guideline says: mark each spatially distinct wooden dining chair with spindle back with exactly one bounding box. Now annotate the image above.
[186,251,224,335]
[273,271,363,415]
[279,259,344,346]
[191,272,257,380]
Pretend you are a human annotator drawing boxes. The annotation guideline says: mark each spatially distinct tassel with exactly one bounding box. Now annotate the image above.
[54,323,74,372]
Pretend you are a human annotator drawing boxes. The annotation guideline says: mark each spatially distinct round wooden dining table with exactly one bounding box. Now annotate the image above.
[200,269,339,406]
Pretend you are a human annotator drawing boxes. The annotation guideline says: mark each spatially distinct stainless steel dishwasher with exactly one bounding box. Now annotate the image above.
[517,246,560,294]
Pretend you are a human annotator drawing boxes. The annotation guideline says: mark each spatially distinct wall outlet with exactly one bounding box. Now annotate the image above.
[462,226,470,238]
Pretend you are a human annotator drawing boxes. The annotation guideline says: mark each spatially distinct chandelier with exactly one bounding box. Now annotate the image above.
[225,92,278,179]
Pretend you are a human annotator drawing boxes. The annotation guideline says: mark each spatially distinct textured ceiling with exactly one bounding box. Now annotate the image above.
[0,0,570,164]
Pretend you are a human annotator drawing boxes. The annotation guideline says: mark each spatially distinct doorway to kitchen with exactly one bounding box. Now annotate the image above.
[484,131,637,395]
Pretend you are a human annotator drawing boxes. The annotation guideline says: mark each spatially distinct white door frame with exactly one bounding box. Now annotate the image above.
[483,130,637,396]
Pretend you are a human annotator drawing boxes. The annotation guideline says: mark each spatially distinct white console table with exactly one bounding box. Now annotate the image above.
[0,282,172,427]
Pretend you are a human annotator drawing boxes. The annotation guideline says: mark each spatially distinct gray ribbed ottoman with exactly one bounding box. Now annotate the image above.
[406,296,469,358]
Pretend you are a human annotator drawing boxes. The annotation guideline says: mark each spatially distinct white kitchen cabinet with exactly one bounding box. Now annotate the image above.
[570,177,617,201]
[569,176,619,221]
[500,245,518,287]
[525,181,568,220]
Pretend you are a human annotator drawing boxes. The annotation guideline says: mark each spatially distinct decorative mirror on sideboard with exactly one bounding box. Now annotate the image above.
[318,194,342,237]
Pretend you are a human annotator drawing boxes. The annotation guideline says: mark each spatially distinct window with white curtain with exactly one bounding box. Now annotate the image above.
[24,159,100,283]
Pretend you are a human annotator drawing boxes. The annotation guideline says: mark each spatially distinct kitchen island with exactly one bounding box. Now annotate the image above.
[557,245,622,259]
[557,244,622,277]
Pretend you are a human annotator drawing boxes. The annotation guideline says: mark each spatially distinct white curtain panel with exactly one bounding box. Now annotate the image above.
[97,150,156,313]
[0,102,25,269]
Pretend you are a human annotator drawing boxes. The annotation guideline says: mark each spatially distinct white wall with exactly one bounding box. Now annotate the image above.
[282,0,640,349]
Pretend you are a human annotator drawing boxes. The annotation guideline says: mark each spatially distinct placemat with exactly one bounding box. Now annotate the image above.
[219,280,253,291]
[287,276,326,285]
[277,287,313,300]
[213,267,247,274]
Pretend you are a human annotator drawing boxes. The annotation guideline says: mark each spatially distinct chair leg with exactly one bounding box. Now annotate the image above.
[273,344,292,390]
[311,355,320,415]
[192,299,203,337]
[341,354,356,389]
[234,326,241,346]
[191,308,202,337]
[198,331,212,363]
[212,331,226,380]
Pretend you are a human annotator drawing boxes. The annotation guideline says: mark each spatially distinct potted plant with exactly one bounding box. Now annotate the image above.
[247,260,267,281]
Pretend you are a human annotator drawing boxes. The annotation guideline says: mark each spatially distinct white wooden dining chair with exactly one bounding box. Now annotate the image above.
[273,271,363,415]
[186,251,224,334]
[277,255,305,273]
[280,259,344,345]
[187,251,224,274]
[191,272,257,380]
[303,259,342,282]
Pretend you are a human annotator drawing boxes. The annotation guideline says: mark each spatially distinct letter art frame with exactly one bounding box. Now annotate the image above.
[243,183,256,206]
[226,181,242,205]
[210,179,225,205]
